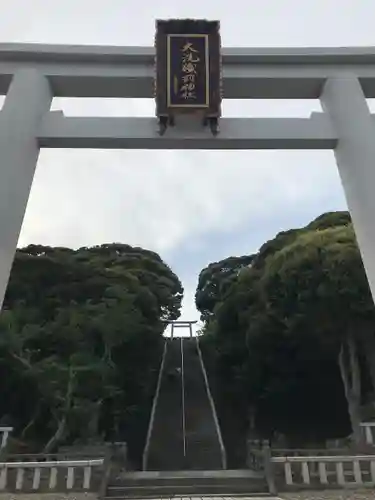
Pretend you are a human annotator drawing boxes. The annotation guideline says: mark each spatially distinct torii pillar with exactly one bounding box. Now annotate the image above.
[321,77,375,297]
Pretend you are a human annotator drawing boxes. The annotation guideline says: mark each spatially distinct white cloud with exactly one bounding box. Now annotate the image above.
[20,148,342,251]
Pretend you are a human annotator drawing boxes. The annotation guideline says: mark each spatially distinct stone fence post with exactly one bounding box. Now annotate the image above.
[262,440,277,495]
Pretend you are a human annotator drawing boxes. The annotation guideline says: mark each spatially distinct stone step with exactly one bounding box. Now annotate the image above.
[111,469,264,486]
[106,469,268,497]
[106,483,269,498]
[106,497,275,500]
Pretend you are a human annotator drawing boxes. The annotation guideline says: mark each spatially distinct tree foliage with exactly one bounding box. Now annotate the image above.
[195,255,255,322]
[0,243,183,463]
[198,211,375,453]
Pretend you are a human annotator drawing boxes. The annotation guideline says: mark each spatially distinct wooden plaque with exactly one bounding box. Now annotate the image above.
[155,19,222,118]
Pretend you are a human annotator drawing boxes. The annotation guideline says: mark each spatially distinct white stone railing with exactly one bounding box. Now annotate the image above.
[0,459,104,492]
[361,422,375,445]
[0,427,13,449]
[272,455,375,488]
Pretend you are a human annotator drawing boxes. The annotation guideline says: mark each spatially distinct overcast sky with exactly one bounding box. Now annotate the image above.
[1,0,375,334]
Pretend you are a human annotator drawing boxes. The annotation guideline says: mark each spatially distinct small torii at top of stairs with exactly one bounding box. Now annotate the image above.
[164,320,198,339]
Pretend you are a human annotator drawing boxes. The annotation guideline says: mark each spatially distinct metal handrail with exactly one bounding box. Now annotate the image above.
[180,337,187,458]
[142,339,168,470]
[196,336,227,469]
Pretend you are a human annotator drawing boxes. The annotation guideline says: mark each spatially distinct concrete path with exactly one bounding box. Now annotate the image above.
[0,490,374,499]
[281,491,375,499]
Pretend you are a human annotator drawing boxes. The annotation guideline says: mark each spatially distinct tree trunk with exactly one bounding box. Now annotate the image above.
[247,406,256,437]
[20,403,41,439]
[362,333,375,399]
[87,399,103,441]
[43,366,75,453]
[43,414,68,453]
[338,335,363,445]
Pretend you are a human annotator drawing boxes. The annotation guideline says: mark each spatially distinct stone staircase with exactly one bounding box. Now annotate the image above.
[145,337,185,471]
[144,337,223,470]
[104,336,270,497]
[183,338,223,470]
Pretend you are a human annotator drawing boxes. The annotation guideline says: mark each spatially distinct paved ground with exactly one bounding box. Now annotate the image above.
[0,497,272,500]
[280,491,375,499]
[0,495,97,500]
[0,492,374,499]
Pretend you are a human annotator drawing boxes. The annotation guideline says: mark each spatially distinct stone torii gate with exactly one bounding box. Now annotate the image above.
[1,44,375,308]
[165,320,198,338]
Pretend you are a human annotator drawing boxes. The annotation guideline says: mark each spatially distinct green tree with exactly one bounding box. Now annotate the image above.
[0,243,183,461]
[198,211,374,451]
[195,255,255,322]
[260,223,374,443]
